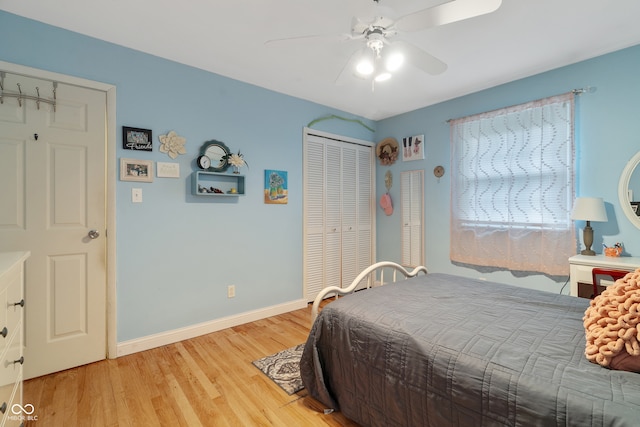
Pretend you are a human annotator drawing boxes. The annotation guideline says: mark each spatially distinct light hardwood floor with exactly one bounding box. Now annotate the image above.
[23,303,359,427]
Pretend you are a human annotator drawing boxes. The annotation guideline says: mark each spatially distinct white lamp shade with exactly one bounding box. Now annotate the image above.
[571,197,608,222]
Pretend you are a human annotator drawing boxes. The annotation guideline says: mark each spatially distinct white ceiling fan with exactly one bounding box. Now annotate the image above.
[266,0,502,86]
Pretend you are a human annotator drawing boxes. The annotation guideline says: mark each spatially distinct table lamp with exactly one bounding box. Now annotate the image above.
[571,197,608,256]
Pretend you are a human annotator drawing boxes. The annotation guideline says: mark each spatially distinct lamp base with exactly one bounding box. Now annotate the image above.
[581,222,595,256]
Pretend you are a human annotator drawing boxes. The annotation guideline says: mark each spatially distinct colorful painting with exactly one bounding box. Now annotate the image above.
[264,170,288,204]
[402,134,425,161]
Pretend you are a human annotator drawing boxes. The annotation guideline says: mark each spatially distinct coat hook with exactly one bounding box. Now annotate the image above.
[53,82,57,112]
[16,83,22,107]
[34,133,38,141]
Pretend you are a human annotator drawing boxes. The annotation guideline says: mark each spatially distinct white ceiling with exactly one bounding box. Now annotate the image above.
[3,0,640,120]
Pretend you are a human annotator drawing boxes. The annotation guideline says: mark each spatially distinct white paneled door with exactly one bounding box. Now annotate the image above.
[304,131,374,301]
[0,72,107,379]
[401,170,424,267]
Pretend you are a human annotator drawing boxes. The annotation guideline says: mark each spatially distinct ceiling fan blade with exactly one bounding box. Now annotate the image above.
[392,40,447,75]
[396,0,502,32]
[334,47,368,85]
[265,33,354,47]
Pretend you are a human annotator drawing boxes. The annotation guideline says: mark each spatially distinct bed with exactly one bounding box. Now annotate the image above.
[300,262,640,426]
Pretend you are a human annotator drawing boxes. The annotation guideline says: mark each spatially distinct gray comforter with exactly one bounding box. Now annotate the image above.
[300,273,640,426]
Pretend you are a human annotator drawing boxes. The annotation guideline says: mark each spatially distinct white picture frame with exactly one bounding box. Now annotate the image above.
[120,158,154,182]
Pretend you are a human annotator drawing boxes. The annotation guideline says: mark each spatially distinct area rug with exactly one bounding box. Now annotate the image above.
[252,343,305,395]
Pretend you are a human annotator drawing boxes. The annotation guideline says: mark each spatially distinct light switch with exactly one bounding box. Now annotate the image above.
[132,188,143,203]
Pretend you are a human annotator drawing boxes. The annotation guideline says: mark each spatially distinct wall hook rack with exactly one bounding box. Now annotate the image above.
[0,72,57,111]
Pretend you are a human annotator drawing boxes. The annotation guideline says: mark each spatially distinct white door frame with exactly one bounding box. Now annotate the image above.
[0,60,118,359]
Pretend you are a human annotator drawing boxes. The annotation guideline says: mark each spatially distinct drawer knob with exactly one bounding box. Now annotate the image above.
[0,327,7,338]
[13,299,25,308]
[0,402,6,414]
[12,356,24,365]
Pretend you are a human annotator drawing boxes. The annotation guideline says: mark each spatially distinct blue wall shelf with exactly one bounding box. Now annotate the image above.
[192,171,245,196]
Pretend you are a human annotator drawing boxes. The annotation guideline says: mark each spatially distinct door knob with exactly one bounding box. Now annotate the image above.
[88,229,100,239]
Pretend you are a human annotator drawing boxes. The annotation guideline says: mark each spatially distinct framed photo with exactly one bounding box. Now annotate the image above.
[120,158,154,182]
[631,202,640,216]
[264,170,288,204]
[402,134,425,161]
[122,126,152,151]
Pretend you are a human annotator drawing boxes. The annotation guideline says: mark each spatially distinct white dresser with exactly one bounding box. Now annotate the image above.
[0,252,29,426]
[569,254,640,297]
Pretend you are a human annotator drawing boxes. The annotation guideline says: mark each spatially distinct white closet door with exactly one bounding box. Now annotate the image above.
[341,145,358,288]
[303,131,375,301]
[401,170,424,267]
[324,142,342,290]
[356,146,373,275]
[303,138,325,298]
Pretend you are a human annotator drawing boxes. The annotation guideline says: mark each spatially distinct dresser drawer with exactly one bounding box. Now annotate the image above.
[0,265,24,356]
[0,378,23,427]
[0,325,22,391]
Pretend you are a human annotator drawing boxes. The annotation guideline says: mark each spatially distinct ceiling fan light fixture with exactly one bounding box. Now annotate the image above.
[356,58,374,76]
[374,72,392,82]
[385,52,404,72]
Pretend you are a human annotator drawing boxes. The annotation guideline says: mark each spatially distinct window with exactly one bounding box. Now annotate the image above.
[450,93,575,275]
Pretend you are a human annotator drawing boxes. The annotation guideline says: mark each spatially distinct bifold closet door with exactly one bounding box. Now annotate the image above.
[401,170,424,267]
[303,133,374,301]
[303,136,327,299]
[340,144,358,289]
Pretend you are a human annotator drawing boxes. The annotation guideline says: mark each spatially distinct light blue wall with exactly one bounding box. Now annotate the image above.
[0,11,375,341]
[3,10,640,340]
[375,44,640,293]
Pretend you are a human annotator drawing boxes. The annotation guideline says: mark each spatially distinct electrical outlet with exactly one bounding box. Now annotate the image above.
[227,285,235,298]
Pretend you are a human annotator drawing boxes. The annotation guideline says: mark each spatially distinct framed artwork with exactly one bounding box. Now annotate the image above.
[264,170,288,204]
[123,126,153,151]
[120,158,154,182]
[402,134,424,161]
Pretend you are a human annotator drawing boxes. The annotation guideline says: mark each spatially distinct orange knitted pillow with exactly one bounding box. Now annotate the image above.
[583,268,640,372]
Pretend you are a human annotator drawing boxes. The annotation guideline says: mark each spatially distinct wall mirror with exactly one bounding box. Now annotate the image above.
[200,140,230,172]
[618,150,640,228]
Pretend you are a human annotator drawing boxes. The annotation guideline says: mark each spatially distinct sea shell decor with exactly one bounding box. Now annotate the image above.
[158,130,187,159]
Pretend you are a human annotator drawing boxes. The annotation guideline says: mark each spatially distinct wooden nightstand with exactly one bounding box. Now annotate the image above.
[569,254,640,297]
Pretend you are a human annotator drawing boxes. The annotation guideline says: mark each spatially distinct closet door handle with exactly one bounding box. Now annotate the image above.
[0,327,7,338]
[12,356,24,365]
[12,299,24,308]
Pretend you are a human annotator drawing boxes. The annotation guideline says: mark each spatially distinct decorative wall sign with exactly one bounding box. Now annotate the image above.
[156,162,180,178]
[122,127,153,151]
[120,158,153,182]
[264,170,288,204]
[402,134,424,161]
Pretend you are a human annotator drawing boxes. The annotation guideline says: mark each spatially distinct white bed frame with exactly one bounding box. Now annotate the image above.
[311,261,428,321]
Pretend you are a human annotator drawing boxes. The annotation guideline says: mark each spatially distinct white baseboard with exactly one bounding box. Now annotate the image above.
[116,298,308,357]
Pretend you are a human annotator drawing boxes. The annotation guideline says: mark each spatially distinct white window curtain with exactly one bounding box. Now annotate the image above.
[450,93,575,276]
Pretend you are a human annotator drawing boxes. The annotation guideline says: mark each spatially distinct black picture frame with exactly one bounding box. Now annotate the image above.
[631,201,640,216]
[122,126,152,151]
